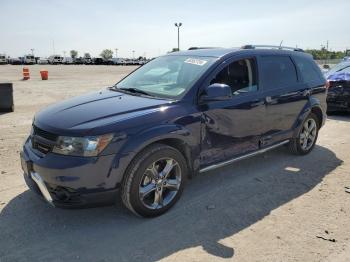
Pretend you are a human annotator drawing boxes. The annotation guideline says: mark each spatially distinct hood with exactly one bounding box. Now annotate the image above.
[35,89,171,135]
[327,72,350,82]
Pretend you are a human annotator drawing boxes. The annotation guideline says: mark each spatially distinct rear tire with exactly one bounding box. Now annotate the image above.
[121,144,187,217]
[288,113,319,155]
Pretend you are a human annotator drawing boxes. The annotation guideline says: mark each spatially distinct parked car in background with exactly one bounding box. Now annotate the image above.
[92,57,107,65]
[21,45,327,217]
[83,54,92,65]
[325,61,350,112]
[84,57,92,64]
[137,59,147,65]
[48,55,63,64]
[108,58,125,65]
[0,54,7,64]
[343,49,350,61]
[62,57,74,64]
[22,55,36,64]
[37,58,49,64]
[74,57,84,65]
[9,57,22,65]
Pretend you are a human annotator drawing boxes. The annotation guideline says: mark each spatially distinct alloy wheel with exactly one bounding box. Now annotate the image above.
[139,158,181,209]
[300,118,317,151]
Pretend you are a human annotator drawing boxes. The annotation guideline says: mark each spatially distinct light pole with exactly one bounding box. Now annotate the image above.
[115,48,118,58]
[132,50,135,59]
[174,22,182,51]
[30,48,34,56]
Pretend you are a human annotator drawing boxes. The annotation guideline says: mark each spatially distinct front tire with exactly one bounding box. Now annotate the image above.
[121,144,187,217]
[288,113,319,155]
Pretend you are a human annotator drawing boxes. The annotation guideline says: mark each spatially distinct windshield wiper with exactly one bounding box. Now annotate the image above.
[117,87,154,97]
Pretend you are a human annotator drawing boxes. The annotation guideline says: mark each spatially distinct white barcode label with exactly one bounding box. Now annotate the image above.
[184,58,208,66]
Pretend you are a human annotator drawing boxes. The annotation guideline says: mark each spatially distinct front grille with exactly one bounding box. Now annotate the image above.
[32,139,53,154]
[31,125,58,154]
[33,125,58,141]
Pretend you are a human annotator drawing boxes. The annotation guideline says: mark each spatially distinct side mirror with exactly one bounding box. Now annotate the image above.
[200,83,232,102]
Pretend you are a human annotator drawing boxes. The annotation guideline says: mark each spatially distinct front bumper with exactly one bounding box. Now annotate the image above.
[327,97,350,111]
[20,138,121,208]
[327,85,350,112]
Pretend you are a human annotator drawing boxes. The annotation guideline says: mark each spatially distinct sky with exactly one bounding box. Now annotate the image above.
[0,0,349,58]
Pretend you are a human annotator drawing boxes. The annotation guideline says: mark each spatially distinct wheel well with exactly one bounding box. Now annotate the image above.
[311,107,323,128]
[147,138,194,177]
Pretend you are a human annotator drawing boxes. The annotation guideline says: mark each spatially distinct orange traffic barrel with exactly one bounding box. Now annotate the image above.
[23,67,30,80]
[40,70,48,80]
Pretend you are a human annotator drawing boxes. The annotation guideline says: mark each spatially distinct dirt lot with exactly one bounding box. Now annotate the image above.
[0,65,350,262]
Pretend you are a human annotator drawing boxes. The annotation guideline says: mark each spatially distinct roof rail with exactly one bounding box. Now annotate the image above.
[188,47,220,50]
[241,45,304,52]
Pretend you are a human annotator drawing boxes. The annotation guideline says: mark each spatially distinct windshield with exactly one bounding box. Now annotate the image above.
[326,62,350,77]
[116,55,216,99]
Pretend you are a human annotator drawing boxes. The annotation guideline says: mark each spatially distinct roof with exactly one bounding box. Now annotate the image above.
[167,47,308,59]
[167,48,240,58]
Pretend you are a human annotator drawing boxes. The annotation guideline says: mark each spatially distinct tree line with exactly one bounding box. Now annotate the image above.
[69,49,115,60]
[305,48,347,60]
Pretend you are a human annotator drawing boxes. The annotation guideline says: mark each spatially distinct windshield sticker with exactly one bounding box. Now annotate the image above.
[184,58,208,66]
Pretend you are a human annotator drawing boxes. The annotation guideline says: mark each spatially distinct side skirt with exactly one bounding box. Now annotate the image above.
[199,140,290,173]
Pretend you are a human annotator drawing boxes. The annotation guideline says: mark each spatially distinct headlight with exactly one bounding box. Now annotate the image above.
[52,134,113,157]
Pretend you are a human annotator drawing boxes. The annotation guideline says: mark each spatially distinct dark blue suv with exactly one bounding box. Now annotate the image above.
[20,45,327,217]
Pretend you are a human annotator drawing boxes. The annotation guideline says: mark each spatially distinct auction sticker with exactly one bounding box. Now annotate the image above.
[184,58,208,66]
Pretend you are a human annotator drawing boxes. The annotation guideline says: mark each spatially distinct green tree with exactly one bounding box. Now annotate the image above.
[305,48,345,60]
[84,53,91,58]
[100,49,113,60]
[70,50,78,59]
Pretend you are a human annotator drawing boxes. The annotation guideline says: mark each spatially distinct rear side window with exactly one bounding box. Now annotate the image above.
[260,56,297,89]
[293,56,322,82]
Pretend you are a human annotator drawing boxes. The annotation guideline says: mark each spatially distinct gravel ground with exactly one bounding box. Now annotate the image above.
[0,65,350,262]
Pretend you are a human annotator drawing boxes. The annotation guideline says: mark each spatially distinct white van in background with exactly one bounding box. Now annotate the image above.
[23,55,35,64]
[48,55,63,64]
[37,58,49,64]
[0,54,7,64]
[62,57,74,64]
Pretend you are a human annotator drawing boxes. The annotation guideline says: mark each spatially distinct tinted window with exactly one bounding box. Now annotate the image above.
[294,56,322,82]
[260,56,297,89]
[211,58,258,95]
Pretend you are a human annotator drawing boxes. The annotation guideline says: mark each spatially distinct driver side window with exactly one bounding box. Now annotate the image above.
[211,58,258,95]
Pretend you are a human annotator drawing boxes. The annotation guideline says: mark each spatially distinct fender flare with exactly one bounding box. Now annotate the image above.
[293,97,325,137]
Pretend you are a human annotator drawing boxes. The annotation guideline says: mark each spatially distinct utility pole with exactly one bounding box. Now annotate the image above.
[132,50,135,59]
[174,22,182,51]
[115,48,118,58]
[30,48,34,56]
